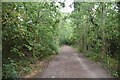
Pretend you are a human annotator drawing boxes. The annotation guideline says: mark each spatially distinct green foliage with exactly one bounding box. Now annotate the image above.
[3,60,18,78]
[2,2,61,78]
[58,16,75,45]
[112,72,119,77]
[2,2,120,78]
[70,2,120,77]
[84,52,100,61]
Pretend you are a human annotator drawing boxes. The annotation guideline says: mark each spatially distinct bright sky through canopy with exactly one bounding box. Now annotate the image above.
[60,0,74,13]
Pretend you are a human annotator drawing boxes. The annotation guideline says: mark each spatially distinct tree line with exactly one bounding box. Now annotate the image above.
[2,2,120,78]
[69,2,120,77]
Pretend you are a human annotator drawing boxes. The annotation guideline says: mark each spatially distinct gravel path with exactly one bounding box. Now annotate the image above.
[34,45,112,78]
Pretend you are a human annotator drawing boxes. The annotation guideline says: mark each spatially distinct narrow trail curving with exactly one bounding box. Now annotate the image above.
[34,45,112,78]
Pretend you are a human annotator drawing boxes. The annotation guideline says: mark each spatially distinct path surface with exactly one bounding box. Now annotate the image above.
[34,45,112,78]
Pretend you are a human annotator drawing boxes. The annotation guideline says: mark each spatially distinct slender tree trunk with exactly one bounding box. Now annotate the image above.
[100,3,106,62]
[83,23,87,52]
[86,20,89,51]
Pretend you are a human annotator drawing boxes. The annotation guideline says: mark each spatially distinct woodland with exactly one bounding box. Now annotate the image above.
[2,2,120,78]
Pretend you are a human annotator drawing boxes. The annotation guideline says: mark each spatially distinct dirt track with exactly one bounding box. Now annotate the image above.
[34,45,112,78]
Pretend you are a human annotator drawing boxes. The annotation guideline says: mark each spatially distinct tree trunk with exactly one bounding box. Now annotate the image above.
[100,2,106,62]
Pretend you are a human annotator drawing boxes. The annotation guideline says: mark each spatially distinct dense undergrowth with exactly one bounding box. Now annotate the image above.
[2,2,120,78]
[70,2,120,77]
[2,2,63,78]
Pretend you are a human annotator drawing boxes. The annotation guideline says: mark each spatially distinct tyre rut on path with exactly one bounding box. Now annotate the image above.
[34,45,112,78]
